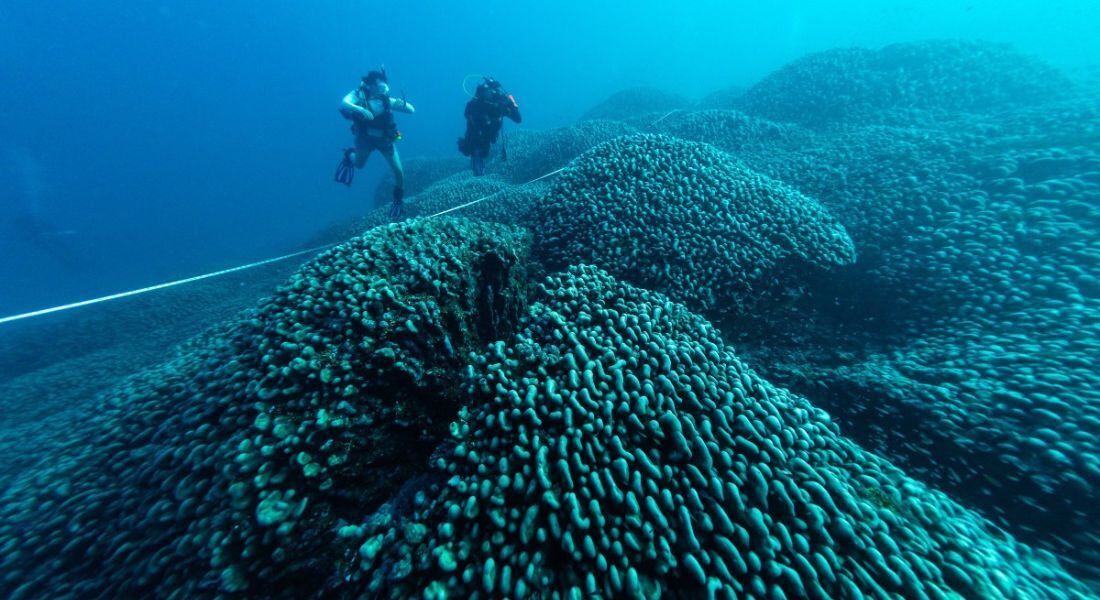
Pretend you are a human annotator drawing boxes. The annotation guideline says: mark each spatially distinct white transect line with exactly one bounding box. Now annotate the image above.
[648,109,679,127]
[0,167,568,326]
[424,167,566,218]
[0,244,341,325]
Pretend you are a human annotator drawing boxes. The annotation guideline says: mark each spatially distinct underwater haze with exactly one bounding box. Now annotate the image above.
[2,0,1098,313]
[1,0,1100,598]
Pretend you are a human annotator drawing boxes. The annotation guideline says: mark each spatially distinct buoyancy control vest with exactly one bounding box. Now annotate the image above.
[351,91,399,141]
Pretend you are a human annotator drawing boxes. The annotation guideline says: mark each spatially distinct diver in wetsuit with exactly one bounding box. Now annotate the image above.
[334,69,415,218]
[457,78,521,176]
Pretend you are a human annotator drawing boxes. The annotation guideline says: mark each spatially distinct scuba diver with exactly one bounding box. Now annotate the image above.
[334,68,414,219]
[457,77,521,176]
[7,210,82,271]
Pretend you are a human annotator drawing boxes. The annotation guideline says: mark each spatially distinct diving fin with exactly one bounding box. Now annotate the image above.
[334,148,355,186]
[389,186,405,220]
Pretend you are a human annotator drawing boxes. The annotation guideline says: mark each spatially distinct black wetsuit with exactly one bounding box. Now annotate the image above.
[460,92,521,174]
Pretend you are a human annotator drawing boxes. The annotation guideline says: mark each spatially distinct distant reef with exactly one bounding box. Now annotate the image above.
[579,86,694,124]
[2,39,1098,597]
[735,40,1079,125]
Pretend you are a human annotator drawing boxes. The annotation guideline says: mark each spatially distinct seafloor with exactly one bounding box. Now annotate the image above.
[0,40,1097,599]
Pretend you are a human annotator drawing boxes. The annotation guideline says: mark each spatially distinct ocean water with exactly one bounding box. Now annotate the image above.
[1,1,1098,597]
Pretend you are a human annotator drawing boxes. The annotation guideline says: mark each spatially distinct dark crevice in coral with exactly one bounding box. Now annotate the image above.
[472,249,527,343]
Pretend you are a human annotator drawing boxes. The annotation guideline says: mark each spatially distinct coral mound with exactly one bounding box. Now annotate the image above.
[0,218,531,598]
[652,109,814,152]
[355,265,1085,599]
[737,40,1076,125]
[579,86,693,123]
[493,120,637,183]
[698,84,748,109]
[533,134,856,320]
[356,173,548,233]
[405,173,549,226]
[3,38,1098,599]
[372,156,468,210]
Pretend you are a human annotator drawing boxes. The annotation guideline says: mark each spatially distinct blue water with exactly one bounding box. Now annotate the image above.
[1,0,1097,314]
[2,2,1100,598]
